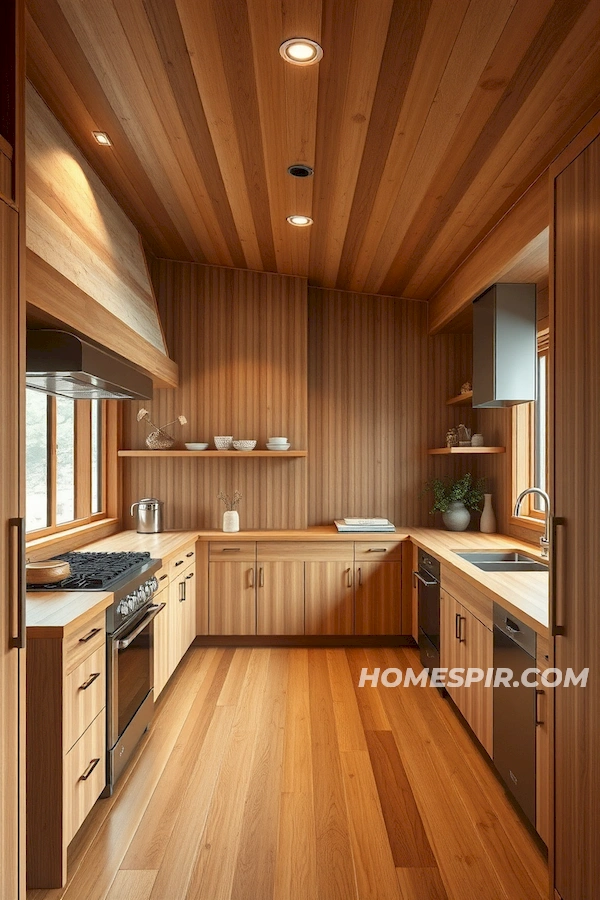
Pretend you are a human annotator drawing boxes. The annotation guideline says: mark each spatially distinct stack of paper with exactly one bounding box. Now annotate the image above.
[334,518,395,532]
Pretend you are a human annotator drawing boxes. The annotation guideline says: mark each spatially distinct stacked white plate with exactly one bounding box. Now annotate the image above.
[266,436,290,451]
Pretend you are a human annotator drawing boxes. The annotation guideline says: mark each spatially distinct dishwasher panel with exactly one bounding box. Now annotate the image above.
[493,605,536,827]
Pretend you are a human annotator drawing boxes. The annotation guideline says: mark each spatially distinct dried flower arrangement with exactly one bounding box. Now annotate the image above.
[137,408,187,450]
[218,490,242,511]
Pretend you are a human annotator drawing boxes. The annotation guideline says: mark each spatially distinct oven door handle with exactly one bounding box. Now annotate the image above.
[412,570,438,588]
[115,602,166,650]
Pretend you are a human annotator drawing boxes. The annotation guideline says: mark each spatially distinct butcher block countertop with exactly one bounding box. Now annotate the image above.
[26,590,113,637]
[409,528,549,636]
[26,527,548,637]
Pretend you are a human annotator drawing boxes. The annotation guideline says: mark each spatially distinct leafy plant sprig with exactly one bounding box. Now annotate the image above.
[218,490,242,511]
[423,473,485,515]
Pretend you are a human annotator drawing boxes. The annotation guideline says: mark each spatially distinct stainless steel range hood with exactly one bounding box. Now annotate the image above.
[26,330,153,400]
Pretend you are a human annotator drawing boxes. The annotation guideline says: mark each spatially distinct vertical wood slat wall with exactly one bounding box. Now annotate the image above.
[121,260,308,530]
[121,263,478,530]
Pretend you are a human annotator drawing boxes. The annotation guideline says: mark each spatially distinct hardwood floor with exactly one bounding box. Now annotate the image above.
[27,647,548,900]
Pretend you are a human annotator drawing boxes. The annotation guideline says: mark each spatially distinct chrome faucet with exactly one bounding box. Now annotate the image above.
[514,488,551,559]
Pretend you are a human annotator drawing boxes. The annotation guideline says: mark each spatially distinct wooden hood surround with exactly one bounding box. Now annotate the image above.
[25,82,178,389]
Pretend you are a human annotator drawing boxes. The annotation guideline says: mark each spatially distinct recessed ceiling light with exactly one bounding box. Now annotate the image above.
[288,164,314,178]
[279,38,323,66]
[287,215,313,227]
[93,131,112,146]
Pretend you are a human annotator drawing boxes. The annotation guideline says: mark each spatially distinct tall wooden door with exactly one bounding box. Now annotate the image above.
[551,116,600,900]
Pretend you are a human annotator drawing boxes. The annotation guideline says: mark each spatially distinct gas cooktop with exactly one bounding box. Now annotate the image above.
[26,551,153,591]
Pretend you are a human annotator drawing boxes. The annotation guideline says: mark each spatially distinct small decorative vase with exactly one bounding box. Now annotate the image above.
[222,510,240,533]
[442,501,471,532]
[480,493,496,534]
[146,429,175,450]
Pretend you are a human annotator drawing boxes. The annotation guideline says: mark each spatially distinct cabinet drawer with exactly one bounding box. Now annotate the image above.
[257,541,308,561]
[169,542,196,577]
[354,541,403,560]
[441,566,493,630]
[300,542,353,562]
[155,562,170,592]
[209,541,256,562]
[64,611,105,675]
[64,711,105,844]
[64,645,106,752]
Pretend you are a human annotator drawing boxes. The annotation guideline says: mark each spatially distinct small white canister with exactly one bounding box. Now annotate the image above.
[471,433,484,447]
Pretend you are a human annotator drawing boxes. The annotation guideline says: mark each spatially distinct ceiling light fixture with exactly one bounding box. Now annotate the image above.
[288,164,314,178]
[93,131,112,146]
[286,215,313,227]
[279,38,323,66]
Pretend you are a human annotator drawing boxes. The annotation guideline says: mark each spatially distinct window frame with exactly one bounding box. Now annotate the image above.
[26,394,113,538]
[511,330,549,530]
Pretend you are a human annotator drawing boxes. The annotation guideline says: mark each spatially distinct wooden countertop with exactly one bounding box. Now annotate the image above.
[26,590,113,637]
[26,526,548,637]
[409,528,549,636]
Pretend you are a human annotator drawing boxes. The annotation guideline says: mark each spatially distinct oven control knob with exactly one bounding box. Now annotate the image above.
[137,587,147,603]
[117,601,127,616]
[149,577,159,594]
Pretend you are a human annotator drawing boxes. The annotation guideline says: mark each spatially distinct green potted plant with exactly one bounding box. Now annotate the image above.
[423,473,485,531]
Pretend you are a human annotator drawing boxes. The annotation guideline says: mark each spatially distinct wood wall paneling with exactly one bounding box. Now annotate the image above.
[26,0,600,304]
[551,121,600,900]
[122,261,308,530]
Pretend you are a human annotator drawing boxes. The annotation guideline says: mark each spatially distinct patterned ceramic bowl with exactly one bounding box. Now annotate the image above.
[232,440,256,451]
[214,435,234,450]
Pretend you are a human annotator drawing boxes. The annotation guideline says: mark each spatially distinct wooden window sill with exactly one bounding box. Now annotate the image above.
[26,517,121,561]
[509,514,544,534]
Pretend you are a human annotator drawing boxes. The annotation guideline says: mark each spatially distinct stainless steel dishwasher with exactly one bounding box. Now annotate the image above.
[493,604,536,827]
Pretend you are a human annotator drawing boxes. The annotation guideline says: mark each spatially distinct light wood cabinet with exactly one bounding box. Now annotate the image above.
[355,561,402,635]
[209,558,257,635]
[440,586,493,757]
[154,543,197,699]
[171,561,196,663]
[305,561,354,635]
[153,582,170,699]
[27,612,107,888]
[257,560,305,635]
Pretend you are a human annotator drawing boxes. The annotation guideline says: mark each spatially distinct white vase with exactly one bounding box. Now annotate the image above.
[480,493,496,533]
[442,501,471,532]
[222,510,239,533]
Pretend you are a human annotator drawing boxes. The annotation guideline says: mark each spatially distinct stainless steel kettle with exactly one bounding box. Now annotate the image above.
[130,498,164,533]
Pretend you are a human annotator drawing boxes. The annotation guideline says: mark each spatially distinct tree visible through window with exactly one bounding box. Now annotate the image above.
[512,337,549,522]
[25,391,107,535]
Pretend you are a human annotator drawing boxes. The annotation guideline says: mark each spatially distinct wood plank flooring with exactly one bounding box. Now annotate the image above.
[27,647,549,900]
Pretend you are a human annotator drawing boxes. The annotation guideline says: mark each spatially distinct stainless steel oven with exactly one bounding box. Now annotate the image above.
[414,549,441,668]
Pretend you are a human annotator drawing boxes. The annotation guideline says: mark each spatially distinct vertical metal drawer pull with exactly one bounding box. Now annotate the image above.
[80,758,100,781]
[79,672,101,691]
[79,627,101,644]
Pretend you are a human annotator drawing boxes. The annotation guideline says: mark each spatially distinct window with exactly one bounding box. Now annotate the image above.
[26,392,107,535]
[512,334,549,524]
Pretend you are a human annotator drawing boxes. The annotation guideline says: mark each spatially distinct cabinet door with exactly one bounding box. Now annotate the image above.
[256,561,304,635]
[440,588,463,710]
[354,561,402,635]
[209,562,256,635]
[153,586,170,698]
[177,564,196,659]
[305,562,354,635]
[460,607,493,756]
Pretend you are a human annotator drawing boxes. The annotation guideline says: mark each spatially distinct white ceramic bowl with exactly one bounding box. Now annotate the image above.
[267,442,291,451]
[268,436,288,443]
[233,440,256,451]
[214,435,234,450]
[185,442,209,451]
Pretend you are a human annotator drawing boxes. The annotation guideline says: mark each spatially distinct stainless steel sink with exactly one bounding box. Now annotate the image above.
[455,550,548,572]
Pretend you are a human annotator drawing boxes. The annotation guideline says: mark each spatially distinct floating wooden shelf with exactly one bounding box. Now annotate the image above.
[446,391,473,406]
[428,446,505,455]
[118,449,307,458]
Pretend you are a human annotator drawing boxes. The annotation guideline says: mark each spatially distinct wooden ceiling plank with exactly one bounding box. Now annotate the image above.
[174,0,264,272]
[55,0,213,263]
[343,0,471,292]
[359,0,520,295]
[313,0,394,288]
[246,0,320,275]
[106,0,236,267]
[377,0,554,296]
[336,0,433,291]
[25,2,192,262]
[428,175,548,333]
[405,0,600,297]
[140,0,247,268]
[308,0,359,286]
